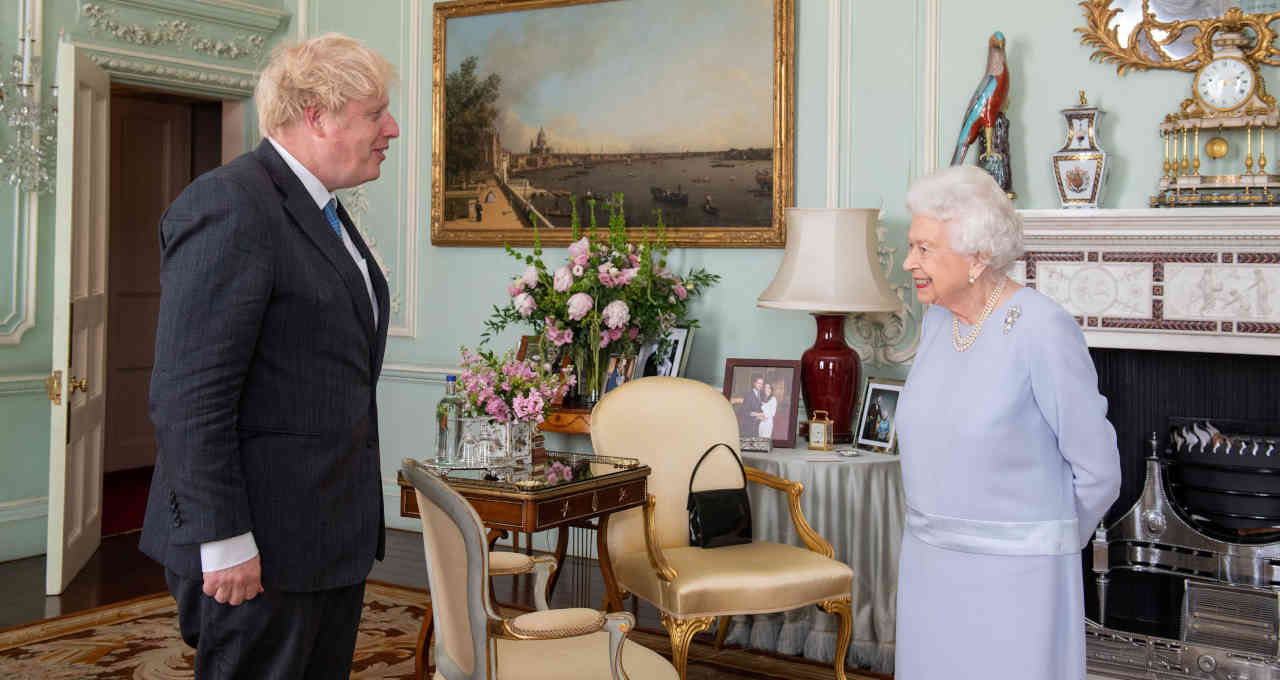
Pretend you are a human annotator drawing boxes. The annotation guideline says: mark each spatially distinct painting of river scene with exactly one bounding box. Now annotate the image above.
[431,0,793,247]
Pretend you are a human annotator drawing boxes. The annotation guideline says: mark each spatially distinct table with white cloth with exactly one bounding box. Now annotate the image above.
[730,448,906,675]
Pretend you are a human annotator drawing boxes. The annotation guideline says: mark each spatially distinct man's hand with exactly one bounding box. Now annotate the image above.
[202,556,264,605]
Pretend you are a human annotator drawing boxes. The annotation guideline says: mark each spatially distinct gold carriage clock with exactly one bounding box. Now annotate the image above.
[1077,3,1280,206]
[1155,31,1280,206]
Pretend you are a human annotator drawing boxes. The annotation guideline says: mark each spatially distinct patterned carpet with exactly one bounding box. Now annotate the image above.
[0,580,881,679]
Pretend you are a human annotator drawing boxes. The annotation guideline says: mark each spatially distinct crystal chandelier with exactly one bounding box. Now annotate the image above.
[0,0,57,194]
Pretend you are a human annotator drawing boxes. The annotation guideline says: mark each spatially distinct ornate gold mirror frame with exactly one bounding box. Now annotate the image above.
[430,0,794,248]
[1078,0,1280,75]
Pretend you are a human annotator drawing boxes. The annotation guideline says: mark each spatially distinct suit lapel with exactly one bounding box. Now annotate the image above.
[336,201,390,373]
[254,141,377,336]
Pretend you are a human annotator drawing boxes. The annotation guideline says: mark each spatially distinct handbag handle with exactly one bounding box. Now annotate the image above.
[688,442,748,494]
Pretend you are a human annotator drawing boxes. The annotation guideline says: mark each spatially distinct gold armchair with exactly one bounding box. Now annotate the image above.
[402,459,678,680]
[591,377,854,680]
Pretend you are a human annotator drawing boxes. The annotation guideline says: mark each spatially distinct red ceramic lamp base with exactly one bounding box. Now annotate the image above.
[799,314,860,443]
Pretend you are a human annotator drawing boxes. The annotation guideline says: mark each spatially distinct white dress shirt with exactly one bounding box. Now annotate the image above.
[199,138,379,573]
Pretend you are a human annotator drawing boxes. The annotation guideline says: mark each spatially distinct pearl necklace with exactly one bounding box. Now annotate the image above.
[952,277,1008,352]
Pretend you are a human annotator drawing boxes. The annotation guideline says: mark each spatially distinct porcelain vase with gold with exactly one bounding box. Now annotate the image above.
[1051,93,1109,209]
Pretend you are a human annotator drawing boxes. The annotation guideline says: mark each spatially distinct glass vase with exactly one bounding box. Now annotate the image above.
[569,345,602,408]
[456,416,533,468]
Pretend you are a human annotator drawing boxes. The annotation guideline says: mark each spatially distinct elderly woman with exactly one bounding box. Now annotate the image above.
[893,166,1120,678]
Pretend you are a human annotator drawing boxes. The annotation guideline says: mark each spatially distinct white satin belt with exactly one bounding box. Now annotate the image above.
[907,504,1079,556]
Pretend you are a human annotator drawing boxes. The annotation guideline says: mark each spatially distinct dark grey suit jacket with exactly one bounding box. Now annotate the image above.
[141,140,390,592]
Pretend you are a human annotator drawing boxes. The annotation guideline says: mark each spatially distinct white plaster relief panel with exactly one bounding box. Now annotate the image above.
[1034,263,1153,318]
[1164,264,1280,321]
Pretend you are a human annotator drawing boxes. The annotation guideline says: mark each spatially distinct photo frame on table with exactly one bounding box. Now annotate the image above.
[856,377,905,453]
[722,358,801,449]
[602,355,638,395]
[635,325,695,378]
[430,0,794,248]
[515,334,568,406]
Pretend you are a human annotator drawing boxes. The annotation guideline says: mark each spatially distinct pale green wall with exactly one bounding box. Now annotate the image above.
[0,0,1244,562]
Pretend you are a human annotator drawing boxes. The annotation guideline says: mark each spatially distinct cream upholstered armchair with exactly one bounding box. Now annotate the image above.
[590,377,854,680]
[402,459,678,680]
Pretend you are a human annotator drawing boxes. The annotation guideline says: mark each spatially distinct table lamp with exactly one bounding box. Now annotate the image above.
[757,208,901,443]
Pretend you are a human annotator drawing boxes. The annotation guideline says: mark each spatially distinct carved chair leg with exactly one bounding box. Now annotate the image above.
[819,597,853,680]
[713,615,732,650]
[415,601,434,680]
[661,613,713,680]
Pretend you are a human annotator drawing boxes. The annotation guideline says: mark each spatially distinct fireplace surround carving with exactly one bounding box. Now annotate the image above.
[1019,208,1280,356]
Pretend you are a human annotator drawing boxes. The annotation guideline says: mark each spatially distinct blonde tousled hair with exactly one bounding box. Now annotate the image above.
[255,33,397,135]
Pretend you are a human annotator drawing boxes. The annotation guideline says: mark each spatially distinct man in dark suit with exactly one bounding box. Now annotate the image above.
[140,33,397,679]
[739,375,765,436]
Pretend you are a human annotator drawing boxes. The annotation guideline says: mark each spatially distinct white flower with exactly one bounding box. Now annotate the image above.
[572,264,584,277]
[567,292,594,321]
[514,292,536,317]
[522,265,539,288]
[553,266,573,292]
[602,300,630,329]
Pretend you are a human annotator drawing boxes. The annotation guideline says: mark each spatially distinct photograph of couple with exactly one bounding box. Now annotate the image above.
[724,361,798,448]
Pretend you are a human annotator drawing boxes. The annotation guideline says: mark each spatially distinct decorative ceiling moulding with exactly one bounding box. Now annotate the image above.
[1020,208,1280,357]
[78,0,287,62]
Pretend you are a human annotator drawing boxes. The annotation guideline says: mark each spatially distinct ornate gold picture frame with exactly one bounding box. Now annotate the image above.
[430,0,794,248]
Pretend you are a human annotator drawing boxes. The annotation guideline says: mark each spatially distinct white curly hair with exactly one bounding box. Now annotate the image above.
[905,166,1023,274]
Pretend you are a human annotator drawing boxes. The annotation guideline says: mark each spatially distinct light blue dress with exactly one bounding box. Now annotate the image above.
[893,287,1120,679]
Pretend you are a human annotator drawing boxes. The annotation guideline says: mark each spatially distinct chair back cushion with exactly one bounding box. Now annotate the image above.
[403,461,493,679]
[590,377,743,558]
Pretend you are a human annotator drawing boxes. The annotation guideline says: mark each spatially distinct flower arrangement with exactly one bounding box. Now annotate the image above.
[483,195,719,402]
[456,347,574,424]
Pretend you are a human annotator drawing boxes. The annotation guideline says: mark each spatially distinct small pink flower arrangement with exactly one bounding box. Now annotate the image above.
[483,195,719,400]
[457,347,574,424]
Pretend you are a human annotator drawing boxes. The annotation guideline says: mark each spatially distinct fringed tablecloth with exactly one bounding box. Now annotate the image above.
[733,449,906,675]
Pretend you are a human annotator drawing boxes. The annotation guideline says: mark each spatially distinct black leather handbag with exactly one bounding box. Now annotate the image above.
[686,443,753,548]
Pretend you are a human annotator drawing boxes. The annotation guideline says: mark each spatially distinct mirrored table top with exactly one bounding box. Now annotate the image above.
[408,451,648,497]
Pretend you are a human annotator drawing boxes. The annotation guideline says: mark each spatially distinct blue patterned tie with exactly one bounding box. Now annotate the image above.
[323,199,343,238]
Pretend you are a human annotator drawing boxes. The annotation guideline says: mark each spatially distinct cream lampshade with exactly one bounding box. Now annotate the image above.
[758,208,901,442]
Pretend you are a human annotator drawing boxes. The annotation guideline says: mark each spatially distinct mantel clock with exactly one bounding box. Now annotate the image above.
[1078,1,1280,206]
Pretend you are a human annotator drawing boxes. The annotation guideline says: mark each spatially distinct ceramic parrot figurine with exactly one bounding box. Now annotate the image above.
[949,32,1009,167]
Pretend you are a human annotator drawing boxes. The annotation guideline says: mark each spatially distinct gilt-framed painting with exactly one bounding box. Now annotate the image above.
[430,0,794,248]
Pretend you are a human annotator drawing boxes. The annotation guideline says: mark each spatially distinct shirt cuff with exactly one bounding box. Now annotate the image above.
[199,532,259,572]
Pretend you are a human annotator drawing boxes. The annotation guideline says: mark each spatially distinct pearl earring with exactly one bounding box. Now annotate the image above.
[968,273,976,285]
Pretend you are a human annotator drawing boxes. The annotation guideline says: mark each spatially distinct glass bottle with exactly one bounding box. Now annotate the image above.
[435,375,463,464]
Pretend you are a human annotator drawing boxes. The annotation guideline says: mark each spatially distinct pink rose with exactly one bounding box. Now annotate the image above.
[616,267,638,285]
[507,280,525,297]
[514,292,535,317]
[553,266,573,292]
[629,254,640,267]
[602,300,630,329]
[568,237,590,267]
[522,265,539,288]
[673,284,687,300]
[627,326,639,340]
[567,292,594,321]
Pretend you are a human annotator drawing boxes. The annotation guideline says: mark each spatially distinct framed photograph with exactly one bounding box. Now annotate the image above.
[430,0,794,248]
[602,355,638,395]
[722,358,801,449]
[635,325,694,378]
[516,334,569,406]
[856,378,905,453]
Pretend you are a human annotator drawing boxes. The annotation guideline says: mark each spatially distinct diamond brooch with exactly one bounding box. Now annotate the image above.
[1003,305,1022,335]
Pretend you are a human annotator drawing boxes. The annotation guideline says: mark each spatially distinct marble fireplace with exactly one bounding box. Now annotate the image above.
[1019,209,1280,679]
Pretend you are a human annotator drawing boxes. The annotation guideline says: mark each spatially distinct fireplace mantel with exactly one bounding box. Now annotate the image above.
[1016,208,1280,357]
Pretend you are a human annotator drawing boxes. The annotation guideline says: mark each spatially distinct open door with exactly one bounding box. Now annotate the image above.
[46,42,111,595]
